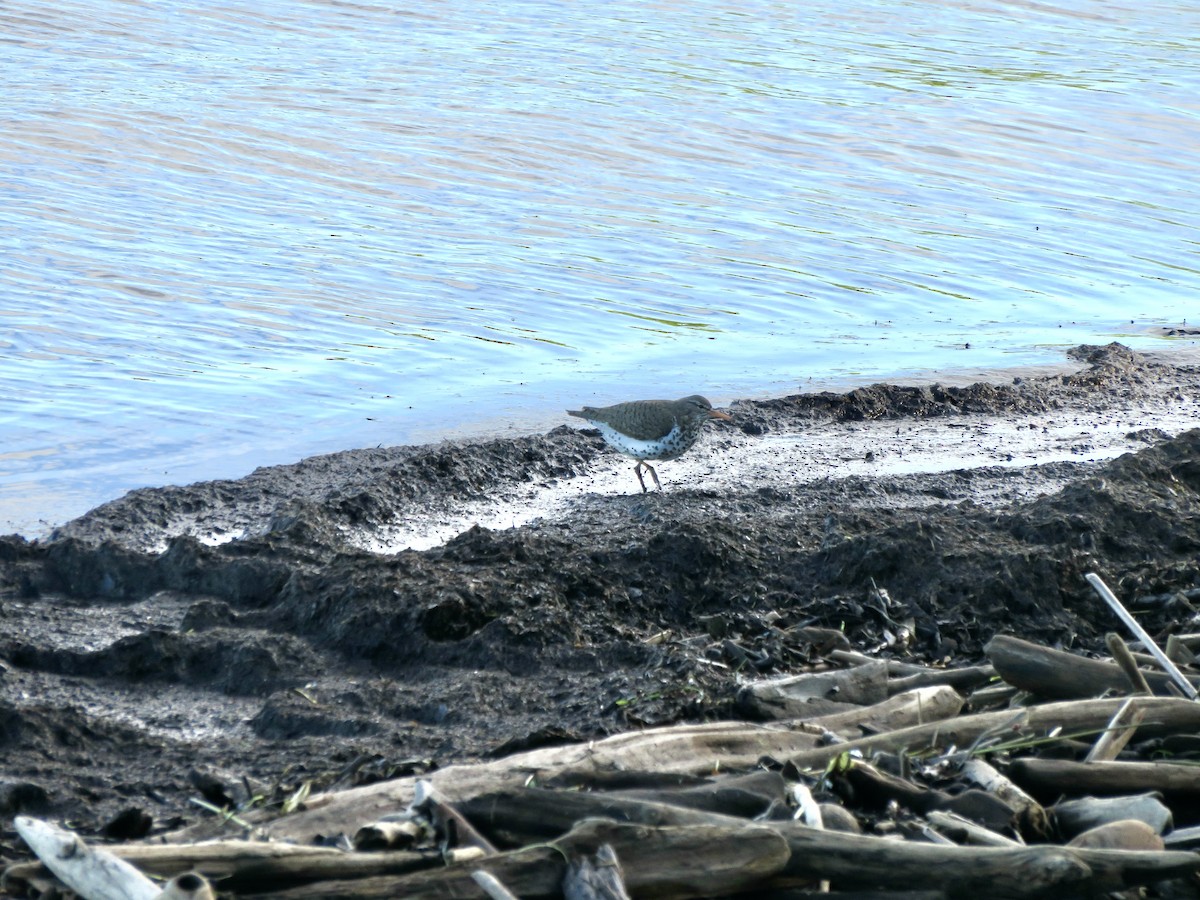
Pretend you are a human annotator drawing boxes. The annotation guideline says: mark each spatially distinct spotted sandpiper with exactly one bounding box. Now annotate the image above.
[566,395,733,492]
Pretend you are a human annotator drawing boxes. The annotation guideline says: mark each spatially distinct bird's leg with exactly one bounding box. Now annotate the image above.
[634,462,649,493]
[645,462,662,491]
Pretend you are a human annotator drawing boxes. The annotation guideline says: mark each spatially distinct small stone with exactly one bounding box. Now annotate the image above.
[819,802,862,834]
[1067,819,1165,852]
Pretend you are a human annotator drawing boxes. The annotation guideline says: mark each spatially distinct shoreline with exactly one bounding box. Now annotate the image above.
[1,341,1199,838]
[4,333,1197,541]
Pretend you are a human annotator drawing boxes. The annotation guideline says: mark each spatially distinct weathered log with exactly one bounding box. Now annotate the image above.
[36,839,440,892]
[985,634,1194,699]
[924,810,1022,847]
[1086,573,1200,700]
[738,661,890,718]
[819,651,993,696]
[809,685,963,738]
[562,844,631,900]
[1009,759,1200,826]
[13,816,160,900]
[611,769,786,817]
[774,821,1200,896]
[827,651,930,676]
[1165,634,1196,666]
[886,664,996,696]
[235,720,822,843]
[785,696,1200,773]
[834,762,1014,832]
[221,688,956,845]
[456,785,759,847]
[1164,825,1200,848]
[959,757,1049,838]
[964,683,1020,709]
[242,818,793,900]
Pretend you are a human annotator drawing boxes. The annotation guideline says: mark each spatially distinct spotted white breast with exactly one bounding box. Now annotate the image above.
[594,422,689,461]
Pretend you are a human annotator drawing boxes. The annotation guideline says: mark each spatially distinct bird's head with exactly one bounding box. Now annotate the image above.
[681,395,732,422]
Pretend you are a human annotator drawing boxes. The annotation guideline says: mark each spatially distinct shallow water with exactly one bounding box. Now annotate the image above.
[3,0,1199,535]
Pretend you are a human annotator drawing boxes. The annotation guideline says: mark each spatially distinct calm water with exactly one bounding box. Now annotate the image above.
[2,0,1198,536]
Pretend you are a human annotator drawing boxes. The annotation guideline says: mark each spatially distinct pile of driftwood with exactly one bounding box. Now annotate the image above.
[6,573,1200,899]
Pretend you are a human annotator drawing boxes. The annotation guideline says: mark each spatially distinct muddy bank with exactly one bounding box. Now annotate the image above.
[1,342,1199,845]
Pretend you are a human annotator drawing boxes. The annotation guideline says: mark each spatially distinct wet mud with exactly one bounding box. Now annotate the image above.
[1,342,1199,844]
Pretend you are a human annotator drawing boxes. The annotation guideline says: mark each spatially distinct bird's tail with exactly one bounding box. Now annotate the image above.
[566,409,591,419]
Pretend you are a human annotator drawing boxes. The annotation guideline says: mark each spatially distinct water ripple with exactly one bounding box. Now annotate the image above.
[2,0,1198,534]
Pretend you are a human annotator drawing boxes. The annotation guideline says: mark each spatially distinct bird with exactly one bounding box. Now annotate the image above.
[566,394,733,492]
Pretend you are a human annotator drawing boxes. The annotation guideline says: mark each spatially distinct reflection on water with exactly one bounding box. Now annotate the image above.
[1,0,1199,534]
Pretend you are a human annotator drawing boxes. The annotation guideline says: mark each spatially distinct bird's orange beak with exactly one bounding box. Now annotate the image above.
[708,409,733,421]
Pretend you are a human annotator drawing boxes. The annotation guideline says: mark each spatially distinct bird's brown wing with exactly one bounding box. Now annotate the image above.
[582,400,674,441]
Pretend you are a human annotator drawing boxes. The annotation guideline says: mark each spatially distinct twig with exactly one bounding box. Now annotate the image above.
[1086,573,1198,701]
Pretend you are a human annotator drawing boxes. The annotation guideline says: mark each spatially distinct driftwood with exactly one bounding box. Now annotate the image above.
[562,844,631,900]
[1165,634,1196,665]
[834,762,1015,833]
[130,816,1200,900]
[13,816,161,900]
[785,696,1200,772]
[455,784,770,848]
[472,869,522,900]
[737,660,889,717]
[243,687,961,844]
[4,839,442,893]
[1009,759,1200,825]
[925,810,1022,847]
[1083,696,1146,762]
[241,818,793,900]
[19,610,1200,900]
[234,721,815,843]
[15,814,1200,900]
[806,685,963,738]
[826,651,995,695]
[1104,633,1152,695]
[959,758,1048,837]
[231,694,1189,847]
[775,821,1200,896]
[959,758,1040,818]
[886,664,996,696]
[828,650,931,675]
[606,769,785,817]
[1086,572,1200,700]
[1164,825,1200,848]
[984,634,1197,699]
